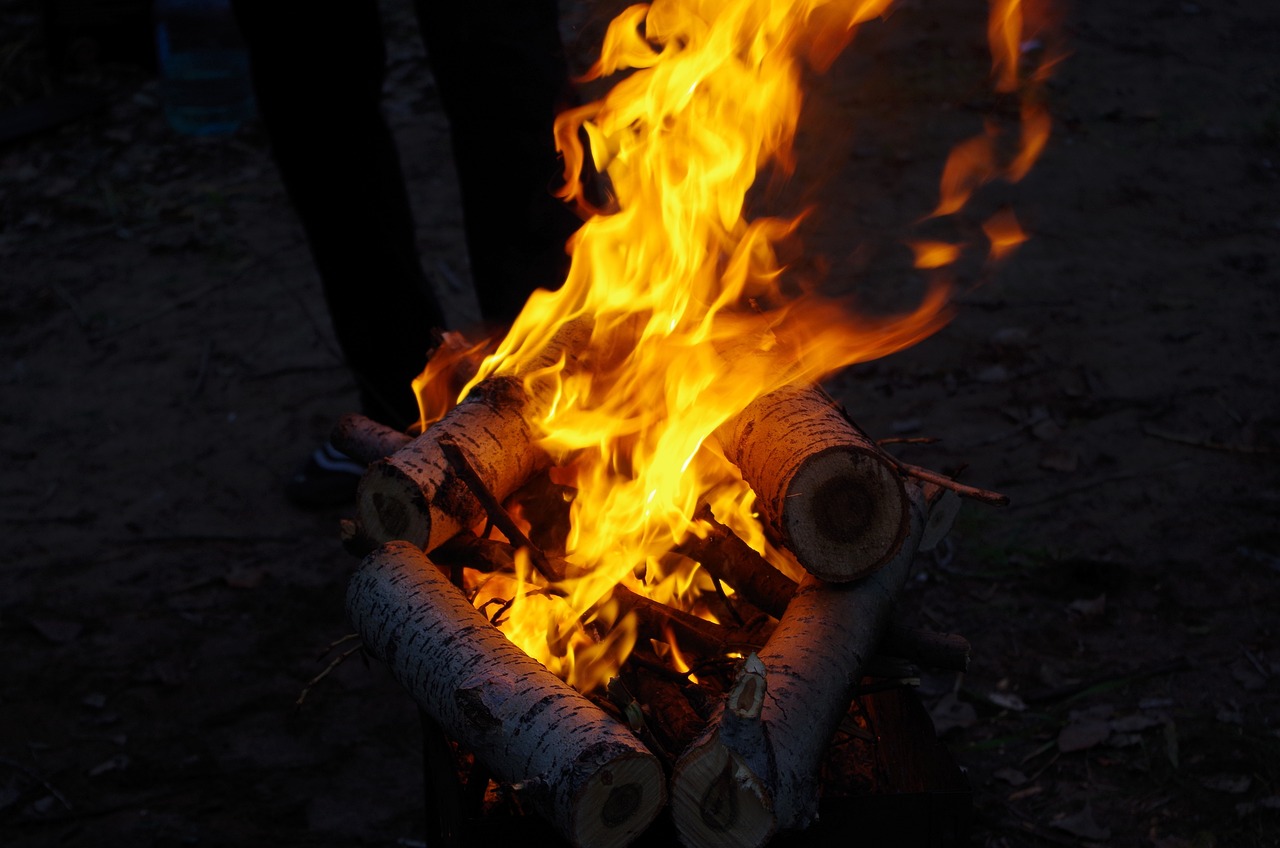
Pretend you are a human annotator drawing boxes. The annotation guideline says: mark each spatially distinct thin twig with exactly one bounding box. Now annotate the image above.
[317,632,361,661]
[1142,424,1276,455]
[436,435,563,582]
[875,436,941,446]
[895,461,1009,506]
[296,644,364,708]
[0,756,73,810]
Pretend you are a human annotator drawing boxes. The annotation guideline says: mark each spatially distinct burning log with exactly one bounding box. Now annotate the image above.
[669,482,951,848]
[717,385,909,583]
[347,541,666,848]
[356,320,590,551]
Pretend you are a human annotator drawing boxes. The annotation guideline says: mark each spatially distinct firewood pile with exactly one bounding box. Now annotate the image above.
[333,339,1000,848]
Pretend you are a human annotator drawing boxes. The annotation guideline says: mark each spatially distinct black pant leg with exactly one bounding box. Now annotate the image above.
[232,1,442,428]
[413,0,582,323]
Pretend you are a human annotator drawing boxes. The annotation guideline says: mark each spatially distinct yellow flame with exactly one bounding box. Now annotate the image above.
[418,0,1057,692]
[909,240,964,270]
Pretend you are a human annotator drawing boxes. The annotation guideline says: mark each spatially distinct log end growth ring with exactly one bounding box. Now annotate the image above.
[570,752,667,848]
[783,446,908,582]
[670,738,775,848]
[356,460,434,550]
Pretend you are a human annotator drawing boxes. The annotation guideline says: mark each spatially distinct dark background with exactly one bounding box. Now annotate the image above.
[2,0,1278,845]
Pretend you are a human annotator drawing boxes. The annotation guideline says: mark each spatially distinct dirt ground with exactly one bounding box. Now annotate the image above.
[2,0,1278,846]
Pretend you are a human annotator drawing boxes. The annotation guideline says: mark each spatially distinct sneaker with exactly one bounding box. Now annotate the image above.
[284,441,364,508]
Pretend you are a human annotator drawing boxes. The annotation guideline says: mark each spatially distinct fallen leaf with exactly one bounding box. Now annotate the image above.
[975,364,1011,383]
[988,691,1028,712]
[1108,732,1143,748]
[1039,448,1080,473]
[224,567,265,589]
[1201,774,1251,794]
[928,692,977,735]
[1067,594,1107,619]
[1059,718,1111,753]
[1051,802,1111,841]
[994,767,1029,786]
[1109,713,1165,733]
[1230,657,1267,692]
[88,754,130,777]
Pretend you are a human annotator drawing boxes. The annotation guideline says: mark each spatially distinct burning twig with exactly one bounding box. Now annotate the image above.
[356,320,591,552]
[437,435,564,582]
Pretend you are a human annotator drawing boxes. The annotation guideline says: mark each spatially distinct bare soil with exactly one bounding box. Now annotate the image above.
[2,0,1278,846]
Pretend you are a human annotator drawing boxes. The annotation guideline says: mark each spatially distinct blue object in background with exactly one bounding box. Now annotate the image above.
[154,0,255,136]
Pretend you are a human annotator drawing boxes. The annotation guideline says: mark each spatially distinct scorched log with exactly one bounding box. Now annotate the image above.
[716,385,909,583]
[348,541,665,848]
[669,482,950,848]
[356,320,589,551]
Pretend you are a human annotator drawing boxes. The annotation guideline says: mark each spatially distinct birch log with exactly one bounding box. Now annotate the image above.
[669,484,930,848]
[356,320,590,551]
[716,386,908,583]
[348,541,665,848]
[331,412,413,465]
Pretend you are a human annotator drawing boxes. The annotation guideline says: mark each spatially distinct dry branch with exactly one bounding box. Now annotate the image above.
[670,483,935,848]
[717,385,909,583]
[678,506,796,620]
[347,541,665,848]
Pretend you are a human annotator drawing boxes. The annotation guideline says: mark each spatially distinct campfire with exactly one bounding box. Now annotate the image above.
[334,0,1055,846]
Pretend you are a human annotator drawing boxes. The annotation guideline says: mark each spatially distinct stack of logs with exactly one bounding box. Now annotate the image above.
[337,341,997,848]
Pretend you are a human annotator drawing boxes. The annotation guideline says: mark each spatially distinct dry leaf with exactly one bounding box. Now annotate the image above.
[1039,448,1080,473]
[1201,774,1251,794]
[1051,802,1111,841]
[1059,718,1111,753]
[994,767,1029,786]
[1067,594,1107,619]
[928,692,977,734]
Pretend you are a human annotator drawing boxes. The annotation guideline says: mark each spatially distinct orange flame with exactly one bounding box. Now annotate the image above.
[416,0,1057,691]
[983,208,1028,260]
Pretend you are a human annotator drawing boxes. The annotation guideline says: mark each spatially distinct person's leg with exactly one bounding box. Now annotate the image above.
[413,0,582,324]
[232,1,442,428]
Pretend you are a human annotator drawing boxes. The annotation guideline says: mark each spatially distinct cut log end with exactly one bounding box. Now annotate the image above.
[570,752,667,848]
[670,738,775,848]
[783,446,907,582]
[356,461,434,550]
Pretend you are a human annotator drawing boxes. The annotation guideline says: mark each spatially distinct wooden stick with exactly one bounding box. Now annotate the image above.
[716,386,910,582]
[436,435,563,582]
[670,484,931,848]
[880,624,970,673]
[611,584,766,658]
[896,461,1008,507]
[347,541,665,848]
[331,412,413,465]
[677,506,797,620]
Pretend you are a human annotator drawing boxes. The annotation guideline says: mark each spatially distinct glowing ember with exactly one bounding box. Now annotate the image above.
[415,0,1054,691]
